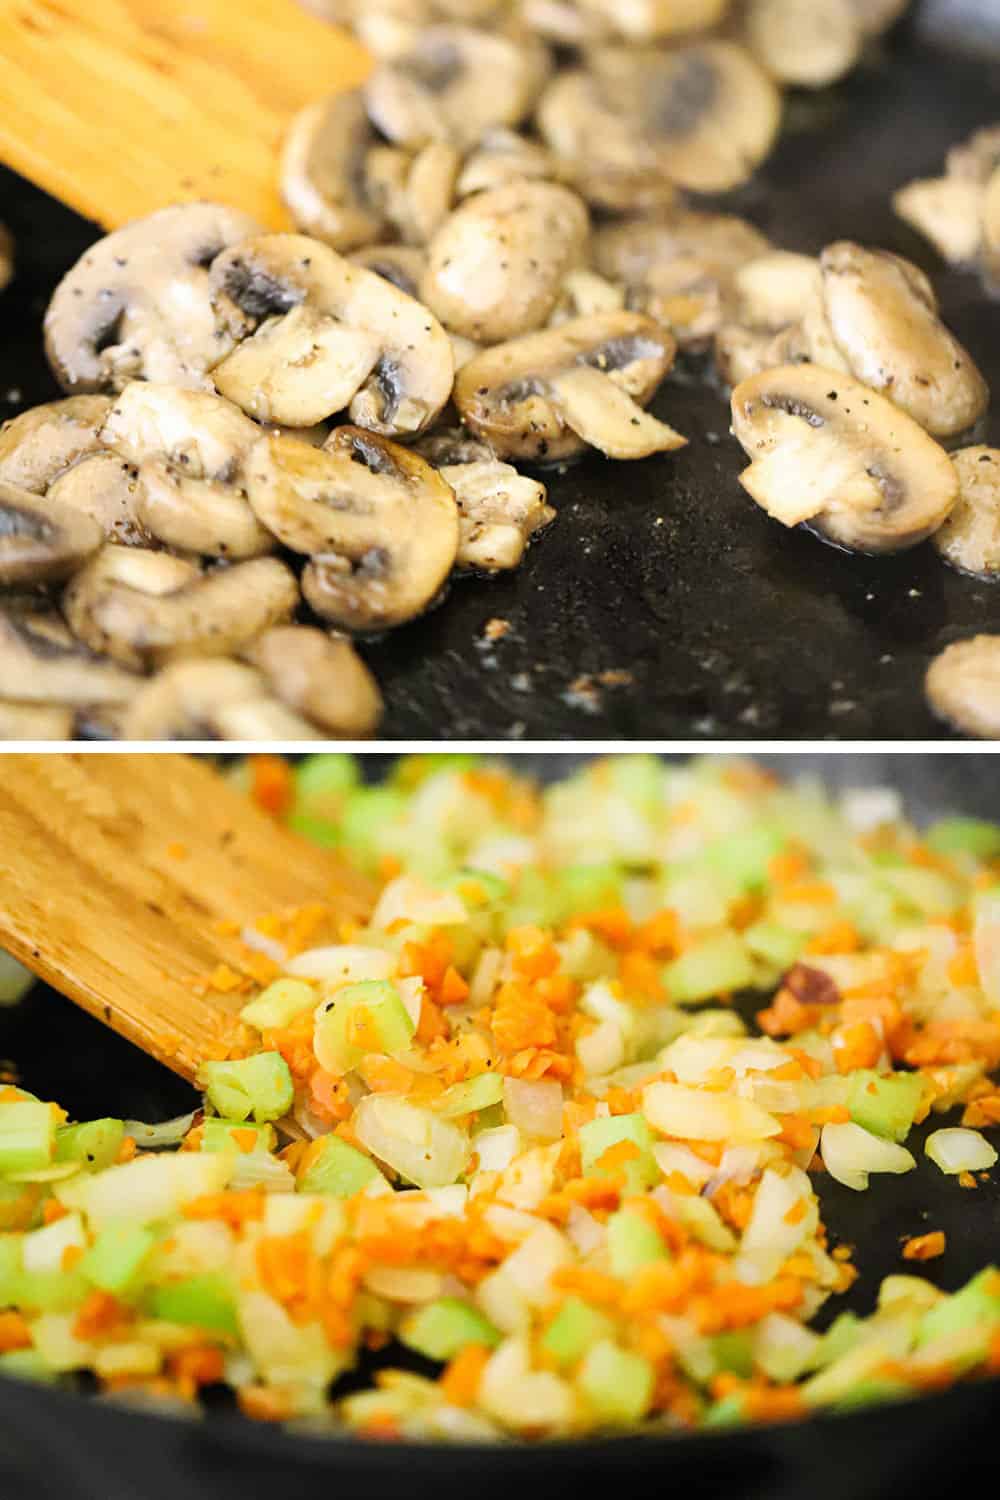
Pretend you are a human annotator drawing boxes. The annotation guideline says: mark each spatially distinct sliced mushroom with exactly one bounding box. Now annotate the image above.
[349,245,427,300]
[742,0,862,88]
[63,548,298,670]
[364,25,551,150]
[0,609,140,705]
[538,43,781,203]
[366,141,463,246]
[246,626,383,736]
[208,234,454,435]
[894,126,1000,282]
[453,311,685,462]
[0,702,74,740]
[121,658,323,741]
[713,250,822,385]
[815,242,988,439]
[44,204,262,394]
[280,91,387,251]
[0,482,103,586]
[730,364,959,553]
[456,129,562,198]
[444,461,555,570]
[246,427,458,630]
[572,0,731,41]
[926,637,1000,740]
[933,448,1000,578]
[551,269,626,324]
[98,384,275,558]
[420,181,589,342]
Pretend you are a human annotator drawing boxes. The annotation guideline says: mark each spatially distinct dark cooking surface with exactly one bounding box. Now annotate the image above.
[2,751,1000,1497]
[2,19,1000,739]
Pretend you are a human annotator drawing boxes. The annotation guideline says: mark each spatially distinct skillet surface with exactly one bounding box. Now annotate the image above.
[1,16,1000,740]
[1,751,1000,1497]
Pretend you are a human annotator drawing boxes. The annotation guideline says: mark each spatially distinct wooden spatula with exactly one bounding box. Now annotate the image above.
[0,753,374,1083]
[0,0,371,230]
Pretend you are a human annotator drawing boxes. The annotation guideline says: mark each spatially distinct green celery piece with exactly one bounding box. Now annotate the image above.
[848,1071,923,1143]
[201,1119,276,1154]
[400,1297,500,1360]
[391,754,480,790]
[815,1311,862,1367]
[880,866,959,918]
[198,1052,293,1124]
[607,1209,668,1277]
[451,870,511,908]
[0,1349,59,1384]
[553,865,623,922]
[663,933,756,1005]
[146,1274,239,1337]
[435,1074,505,1119]
[608,755,664,811]
[240,978,316,1032]
[0,1234,22,1299]
[285,811,341,849]
[340,787,409,863]
[703,1392,747,1428]
[833,1376,912,1412]
[55,1119,124,1172]
[297,1136,381,1197]
[81,1222,156,1295]
[917,1267,1000,1348]
[926,818,1000,860]
[579,1113,658,1195]
[504,868,556,930]
[712,1330,755,1379]
[314,980,415,1075]
[14,1267,89,1313]
[706,826,787,892]
[542,1298,615,1367]
[578,1340,655,1425]
[294,754,359,812]
[0,1101,55,1175]
[742,921,804,970]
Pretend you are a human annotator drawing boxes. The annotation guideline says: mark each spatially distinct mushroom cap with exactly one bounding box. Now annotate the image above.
[816,241,989,439]
[47,454,146,546]
[63,547,299,670]
[456,130,562,198]
[0,702,75,739]
[208,234,454,436]
[0,396,113,492]
[926,636,1000,740]
[730,363,960,553]
[439,459,555,570]
[366,140,462,246]
[0,609,140,705]
[247,625,383,736]
[420,180,589,342]
[453,310,682,461]
[121,658,322,741]
[934,447,1000,579]
[593,208,772,287]
[280,91,386,251]
[743,0,862,89]
[44,204,263,394]
[349,245,428,300]
[0,481,104,586]
[572,0,732,41]
[364,25,551,150]
[246,426,459,631]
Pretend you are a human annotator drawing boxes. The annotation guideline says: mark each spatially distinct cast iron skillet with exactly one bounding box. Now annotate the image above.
[1,6,1000,740]
[1,752,1000,1499]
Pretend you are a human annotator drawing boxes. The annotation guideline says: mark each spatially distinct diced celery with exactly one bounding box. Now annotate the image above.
[240,978,316,1032]
[847,1071,923,1143]
[706,826,786,892]
[926,818,1000,860]
[286,812,341,849]
[607,1209,667,1277]
[608,755,664,810]
[0,1350,58,1384]
[0,1102,55,1176]
[400,1298,501,1361]
[504,868,557,930]
[201,1119,276,1154]
[579,1114,658,1194]
[553,864,623,921]
[743,921,804,970]
[0,1233,22,1299]
[703,1392,747,1428]
[296,1136,381,1198]
[81,1223,156,1295]
[813,1311,862,1367]
[391,754,480,790]
[436,1074,505,1119]
[146,1274,239,1337]
[451,870,511,910]
[917,1267,1000,1348]
[55,1119,124,1172]
[711,1330,755,1379]
[22,1213,85,1275]
[880,867,959,918]
[14,1267,89,1314]
[542,1298,614,1367]
[294,754,359,810]
[663,933,755,1005]
[340,787,408,862]
[578,1340,654,1425]
[313,980,416,1076]
[198,1053,293,1124]
[833,1376,912,1411]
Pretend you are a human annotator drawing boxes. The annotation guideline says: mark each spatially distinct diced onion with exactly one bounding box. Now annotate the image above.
[820,1122,916,1191]
[371,876,468,932]
[502,1078,563,1142]
[925,1127,998,1175]
[472,1125,521,1173]
[285,945,395,984]
[974,894,1000,1004]
[643,1081,781,1143]
[239,926,287,964]
[576,1018,626,1077]
[363,1266,446,1302]
[354,1095,469,1189]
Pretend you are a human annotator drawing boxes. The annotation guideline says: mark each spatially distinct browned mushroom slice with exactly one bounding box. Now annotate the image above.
[349,245,428,300]
[742,0,862,88]
[730,364,959,553]
[933,448,1000,578]
[551,269,626,324]
[456,130,562,197]
[0,482,103,586]
[454,312,684,462]
[815,243,989,439]
[0,609,140,705]
[63,548,298,670]
[44,204,263,394]
[713,251,822,385]
[577,0,732,41]
[246,427,458,630]
[926,636,1000,740]
[121,659,323,741]
[442,461,555,570]
[420,181,589,342]
[208,235,454,435]
[99,384,275,559]
[893,176,986,267]
[246,626,383,736]
[364,25,551,150]
[0,396,112,491]
[365,141,462,246]
[280,92,387,251]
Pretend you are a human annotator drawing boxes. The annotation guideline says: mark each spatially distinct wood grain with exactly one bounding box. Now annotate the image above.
[0,0,371,229]
[0,754,374,1081]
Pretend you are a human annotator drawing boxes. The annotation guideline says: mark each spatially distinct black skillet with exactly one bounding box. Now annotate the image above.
[2,4,1000,741]
[2,751,1000,1499]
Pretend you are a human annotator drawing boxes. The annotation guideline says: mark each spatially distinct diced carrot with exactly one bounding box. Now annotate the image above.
[634,910,681,957]
[491,984,557,1053]
[358,1056,415,1095]
[237,1385,295,1422]
[805,921,860,956]
[947,944,980,988]
[168,1345,226,1386]
[831,1021,883,1074]
[0,1311,31,1353]
[902,1231,946,1262]
[183,1191,265,1228]
[73,1290,127,1340]
[42,1199,69,1225]
[619,950,664,1003]
[116,1136,137,1163]
[573,907,633,948]
[250,755,294,817]
[61,1244,84,1272]
[784,1198,808,1226]
[767,850,809,885]
[440,966,470,1006]
[439,1344,490,1407]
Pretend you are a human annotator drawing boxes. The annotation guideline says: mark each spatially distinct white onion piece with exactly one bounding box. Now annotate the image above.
[576,1018,625,1077]
[820,1122,916,1192]
[925,1127,998,1175]
[974,894,1000,1004]
[565,1204,605,1256]
[643,1082,781,1142]
[122,1113,197,1149]
[654,1141,717,1189]
[286,945,395,984]
[734,1166,816,1285]
[240,926,288,963]
[472,1125,521,1173]
[371,875,468,932]
[354,1094,469,1189]
[503,1078,563,1141]
[363,1266,446,1302]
